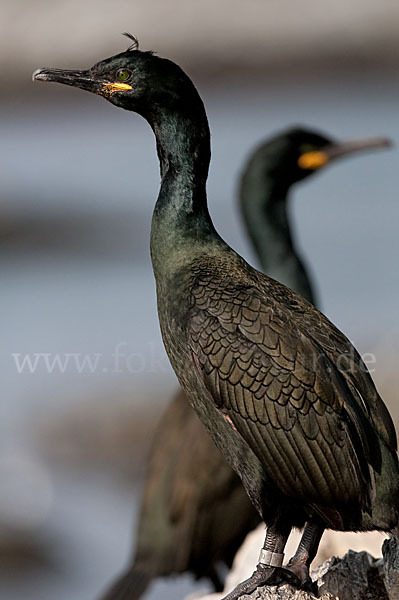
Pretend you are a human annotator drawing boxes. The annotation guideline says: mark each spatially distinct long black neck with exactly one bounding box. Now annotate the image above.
[149,102,225,282]
[239,163,316,306]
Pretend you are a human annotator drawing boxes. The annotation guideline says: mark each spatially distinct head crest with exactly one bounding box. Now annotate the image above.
[122,32,139,51]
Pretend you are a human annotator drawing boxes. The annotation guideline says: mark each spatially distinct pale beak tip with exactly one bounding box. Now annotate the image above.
[370,136,392,150]
[32,68,47,82]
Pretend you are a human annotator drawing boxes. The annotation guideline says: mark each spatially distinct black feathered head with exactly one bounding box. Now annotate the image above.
[33,34,204,121]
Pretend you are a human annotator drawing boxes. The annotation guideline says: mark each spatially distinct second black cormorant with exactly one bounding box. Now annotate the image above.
[238,127,390,306]
[34,42,399,599]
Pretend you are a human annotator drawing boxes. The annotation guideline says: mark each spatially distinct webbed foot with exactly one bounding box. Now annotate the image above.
[221,563,301,600]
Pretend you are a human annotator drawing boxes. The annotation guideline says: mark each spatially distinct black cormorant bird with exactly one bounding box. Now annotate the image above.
[98,124,390,600]
[34,41,399,599]
[99,124,389,599]
[97,126,389,600]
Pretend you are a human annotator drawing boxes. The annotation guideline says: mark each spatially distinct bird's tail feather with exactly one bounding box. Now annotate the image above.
[99,564,153,600]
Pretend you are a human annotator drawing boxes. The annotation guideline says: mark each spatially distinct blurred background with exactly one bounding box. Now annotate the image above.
[1,1,399,598]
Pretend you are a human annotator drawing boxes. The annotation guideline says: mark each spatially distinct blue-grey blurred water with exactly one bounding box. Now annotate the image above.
[1,73,399,599]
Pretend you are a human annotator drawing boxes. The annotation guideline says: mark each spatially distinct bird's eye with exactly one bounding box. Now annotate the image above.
[116,68,131,82]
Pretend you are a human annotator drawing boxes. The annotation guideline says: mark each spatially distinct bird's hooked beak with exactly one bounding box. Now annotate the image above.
[298,136,392,170]
[32,68,132,97]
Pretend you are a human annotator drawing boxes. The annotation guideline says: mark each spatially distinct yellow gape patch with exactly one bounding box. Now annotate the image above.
[297,151,329,170]
[102,82,132,96]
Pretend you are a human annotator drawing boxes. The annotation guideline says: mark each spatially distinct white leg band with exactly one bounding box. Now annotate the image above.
[258,549,284,567]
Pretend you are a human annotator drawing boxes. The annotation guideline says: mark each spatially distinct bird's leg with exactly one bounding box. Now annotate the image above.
[286,521,324,592]
[221,524,301,600]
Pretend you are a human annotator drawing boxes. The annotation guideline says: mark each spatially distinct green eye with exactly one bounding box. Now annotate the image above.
[116,68,131,82]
